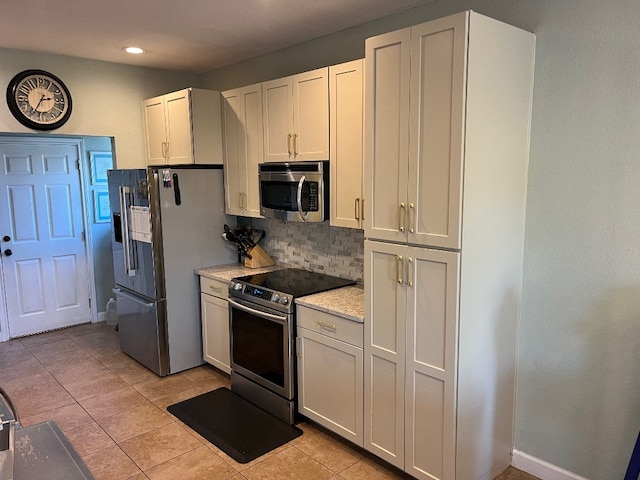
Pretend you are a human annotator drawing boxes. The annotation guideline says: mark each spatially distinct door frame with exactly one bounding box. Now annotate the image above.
[0,134,97,341]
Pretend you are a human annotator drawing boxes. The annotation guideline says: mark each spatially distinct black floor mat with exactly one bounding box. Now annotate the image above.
[167,387,302,464]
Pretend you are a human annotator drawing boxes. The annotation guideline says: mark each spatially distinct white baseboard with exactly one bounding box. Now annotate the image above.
[512,449,590,480]
[97,311,106,323]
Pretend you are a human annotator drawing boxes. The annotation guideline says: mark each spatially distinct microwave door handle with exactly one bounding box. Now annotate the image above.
[296,175,310,222]
[119,186,137,276]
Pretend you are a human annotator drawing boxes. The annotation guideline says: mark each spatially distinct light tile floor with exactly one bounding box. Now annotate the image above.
[1,322,540,480]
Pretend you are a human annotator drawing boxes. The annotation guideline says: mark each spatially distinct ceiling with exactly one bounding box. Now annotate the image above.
[3,0,436,74]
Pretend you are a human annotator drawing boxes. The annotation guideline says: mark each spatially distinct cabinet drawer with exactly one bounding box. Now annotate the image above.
[296,305,362,348]
[200,276,228,299]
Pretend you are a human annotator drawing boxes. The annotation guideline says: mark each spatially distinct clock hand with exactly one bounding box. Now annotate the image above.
[32,93,46,112]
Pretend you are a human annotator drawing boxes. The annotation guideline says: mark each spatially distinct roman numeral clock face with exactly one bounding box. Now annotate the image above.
[6,70,72,131]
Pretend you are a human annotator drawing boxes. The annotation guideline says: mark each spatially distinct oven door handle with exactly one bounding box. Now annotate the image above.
[296,175,310,222]
[228,298,288,323]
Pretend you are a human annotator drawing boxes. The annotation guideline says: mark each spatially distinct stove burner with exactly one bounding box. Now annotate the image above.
[229,268,355,313]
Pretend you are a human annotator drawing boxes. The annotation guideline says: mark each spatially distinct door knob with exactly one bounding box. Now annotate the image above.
[2,235,9,242]
[3,249,12,256]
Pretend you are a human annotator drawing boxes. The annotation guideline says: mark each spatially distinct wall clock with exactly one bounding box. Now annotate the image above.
[6,69,72,131]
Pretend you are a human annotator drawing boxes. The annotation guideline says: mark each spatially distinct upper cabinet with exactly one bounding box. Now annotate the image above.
[262,67,329,162]
[330,60,364,229]
[364,15,466,249]
[222,84,263,218]
[143,88,223,166]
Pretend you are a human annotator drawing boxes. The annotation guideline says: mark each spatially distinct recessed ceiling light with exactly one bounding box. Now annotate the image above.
[124,47,144,54]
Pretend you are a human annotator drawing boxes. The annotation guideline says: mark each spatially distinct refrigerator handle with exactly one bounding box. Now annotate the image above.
[119,186,137,276]
[112,288,155,308]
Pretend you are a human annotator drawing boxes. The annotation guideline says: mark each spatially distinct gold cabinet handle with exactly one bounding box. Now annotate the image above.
[399,203,405,232]
[209,284,223,294]
[161,141,168,159]
[287,134,292,155]
[239,192,243,210]
[397,255,404,284]
[317,320,336,331]
[406,257,413,287]
[361,198,365,222]
[293,133,298,155]
[409,203,415,233]
[355,198,360,221]
[242,192,247,210]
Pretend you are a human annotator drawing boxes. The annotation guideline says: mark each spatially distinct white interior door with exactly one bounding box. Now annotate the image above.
[0,140,91,338]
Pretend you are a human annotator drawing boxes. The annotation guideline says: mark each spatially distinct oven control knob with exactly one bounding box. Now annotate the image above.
[272,294,280,302]
[233,282,243,291]
[281,296,289,305]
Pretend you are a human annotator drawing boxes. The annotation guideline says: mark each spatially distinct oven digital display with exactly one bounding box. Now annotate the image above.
[250,287,272,300]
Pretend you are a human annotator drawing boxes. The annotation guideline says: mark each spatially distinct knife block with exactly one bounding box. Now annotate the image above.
[244,245,275,268]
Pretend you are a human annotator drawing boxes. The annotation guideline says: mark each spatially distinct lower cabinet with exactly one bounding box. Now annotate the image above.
[199,276,231,374]
[296,305,363,446]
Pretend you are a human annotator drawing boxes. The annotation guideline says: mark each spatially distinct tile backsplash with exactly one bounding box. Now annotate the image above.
[243,218,364,283]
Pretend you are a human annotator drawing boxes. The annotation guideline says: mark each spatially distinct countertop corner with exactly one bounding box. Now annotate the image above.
[295,284,364,323]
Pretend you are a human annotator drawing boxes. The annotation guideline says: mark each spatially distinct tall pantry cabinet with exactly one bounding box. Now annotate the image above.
[363,11,535,480]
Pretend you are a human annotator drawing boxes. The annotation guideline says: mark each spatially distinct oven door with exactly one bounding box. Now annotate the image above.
[228,297,294,400]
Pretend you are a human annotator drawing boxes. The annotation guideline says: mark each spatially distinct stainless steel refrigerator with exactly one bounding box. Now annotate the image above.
[107,165,236,376]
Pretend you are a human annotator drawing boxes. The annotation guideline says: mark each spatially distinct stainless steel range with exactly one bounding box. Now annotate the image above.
[228,268,355,424]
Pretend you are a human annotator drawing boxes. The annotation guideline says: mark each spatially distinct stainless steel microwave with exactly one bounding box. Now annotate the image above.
[259,161,329,222]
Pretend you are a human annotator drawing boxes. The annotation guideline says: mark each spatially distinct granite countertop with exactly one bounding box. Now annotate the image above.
[195,263,285,282]
[295,284,365,323]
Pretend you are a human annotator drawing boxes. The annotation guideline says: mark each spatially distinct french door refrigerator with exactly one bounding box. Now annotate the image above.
[107,165,236,376]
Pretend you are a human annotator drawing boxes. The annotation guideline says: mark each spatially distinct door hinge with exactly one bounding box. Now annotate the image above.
[76,159,80,170]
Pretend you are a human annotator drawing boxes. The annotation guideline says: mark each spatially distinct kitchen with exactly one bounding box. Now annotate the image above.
[0,1,639,480]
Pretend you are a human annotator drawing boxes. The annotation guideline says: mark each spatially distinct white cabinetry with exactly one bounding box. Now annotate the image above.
[143,88,223,166]
[199,276,230,374]
[365,241,458,475]
[364,11,535,480]
[262,68,329,162]
[364,18,465,249]
[296,305,363,446]
[222,84,263,217]
[330,60,364,229]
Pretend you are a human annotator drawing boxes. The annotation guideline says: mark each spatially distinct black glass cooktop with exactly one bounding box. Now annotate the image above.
[233,268,355,299]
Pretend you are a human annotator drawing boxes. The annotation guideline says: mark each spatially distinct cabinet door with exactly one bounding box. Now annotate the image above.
[222,89,244,215]
[241,85,264,217]
[297,327,363,446]
[293,67,329,161]
[408,14,467,249]
[330,60,364,229]
[200,292,231,374]
[262,77,293,162]
[404,246,459,480]
[364,240,406,468]
[164,89,194,164]
[222,85,264,217]
[364,28,411,244]
[143,95,167,165]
